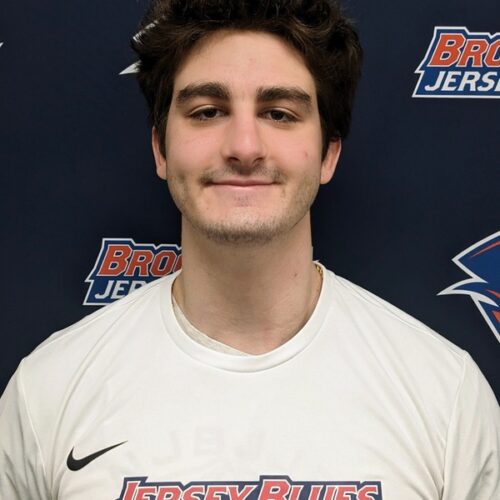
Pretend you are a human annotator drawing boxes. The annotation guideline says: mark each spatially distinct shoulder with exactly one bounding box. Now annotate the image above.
[7,274,175,455]
[326,268,465,355]
[324,268,468,382]
[322,268,500,430]
[0,274,175,482]
[20,274,174,388]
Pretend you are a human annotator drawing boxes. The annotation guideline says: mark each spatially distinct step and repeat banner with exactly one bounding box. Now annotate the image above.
[1,1,499,398]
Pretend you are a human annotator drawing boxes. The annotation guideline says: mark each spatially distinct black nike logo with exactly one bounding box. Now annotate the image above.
[66,441,127,471]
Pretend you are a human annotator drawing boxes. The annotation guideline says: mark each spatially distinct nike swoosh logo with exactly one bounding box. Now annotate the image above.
[66,441,127,471]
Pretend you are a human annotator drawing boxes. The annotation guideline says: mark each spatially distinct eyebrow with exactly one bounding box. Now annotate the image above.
[176,82,231,104]
[257,86,312,110]
[175,82,312,110]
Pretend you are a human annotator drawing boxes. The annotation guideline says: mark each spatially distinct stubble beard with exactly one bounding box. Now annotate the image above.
[167,165,321,246]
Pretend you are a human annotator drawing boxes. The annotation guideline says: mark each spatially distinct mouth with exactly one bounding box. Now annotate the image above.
[211,181,273,189]
[210,179,275,187]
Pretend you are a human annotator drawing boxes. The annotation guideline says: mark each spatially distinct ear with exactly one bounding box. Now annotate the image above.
[320,140,341,185]
[152,127,167,180]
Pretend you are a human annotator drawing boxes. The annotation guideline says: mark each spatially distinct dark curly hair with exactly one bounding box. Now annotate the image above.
[131,0,363,158]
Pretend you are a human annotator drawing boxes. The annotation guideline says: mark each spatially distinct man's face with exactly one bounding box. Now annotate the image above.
[153,30,340,245]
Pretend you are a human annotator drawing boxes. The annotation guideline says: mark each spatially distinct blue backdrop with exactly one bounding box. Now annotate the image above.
[1,0,499,399]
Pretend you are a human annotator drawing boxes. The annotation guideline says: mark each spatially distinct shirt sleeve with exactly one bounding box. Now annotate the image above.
[442,353,500,500]
[0,361,50,500]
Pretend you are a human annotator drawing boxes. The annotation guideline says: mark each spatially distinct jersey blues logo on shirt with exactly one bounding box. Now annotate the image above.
[439,231,500,343]
[118,476,383,500]
[84,238,182,306]
[413,27,500,98]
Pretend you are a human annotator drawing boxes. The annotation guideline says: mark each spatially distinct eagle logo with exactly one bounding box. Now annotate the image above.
[439,231,500,343]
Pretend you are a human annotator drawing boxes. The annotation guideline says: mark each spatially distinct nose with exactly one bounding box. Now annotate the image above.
[221,112,267,170]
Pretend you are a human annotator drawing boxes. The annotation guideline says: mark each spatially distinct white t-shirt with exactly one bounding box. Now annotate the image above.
[0,267,499,500]
[172,295,248,355]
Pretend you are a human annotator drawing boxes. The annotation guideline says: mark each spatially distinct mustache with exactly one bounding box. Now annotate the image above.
[199,164,286,184]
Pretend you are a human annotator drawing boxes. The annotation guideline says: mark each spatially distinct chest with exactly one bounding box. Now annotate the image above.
[46,365,447,500]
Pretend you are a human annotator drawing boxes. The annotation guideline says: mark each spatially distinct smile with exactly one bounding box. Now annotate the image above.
[209,179,275,187]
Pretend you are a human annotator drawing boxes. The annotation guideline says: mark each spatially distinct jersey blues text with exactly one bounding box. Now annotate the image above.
[117,476,383,500]
[413,27,500,98]
[84,238,182,306]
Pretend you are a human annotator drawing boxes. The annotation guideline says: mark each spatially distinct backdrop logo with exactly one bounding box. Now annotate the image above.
[413,27,500,98]
[439,232,500,343]
[84,238,182,306]
[120,22,156,75]
[120,62,138,75]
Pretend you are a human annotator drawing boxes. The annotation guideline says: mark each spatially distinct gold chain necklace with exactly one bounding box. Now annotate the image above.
[314,262,323,279]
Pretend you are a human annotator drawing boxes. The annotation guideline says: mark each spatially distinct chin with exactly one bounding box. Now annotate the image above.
[193,217,294,246]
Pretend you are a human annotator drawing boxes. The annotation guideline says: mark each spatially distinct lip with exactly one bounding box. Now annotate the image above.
[209,179,274,187]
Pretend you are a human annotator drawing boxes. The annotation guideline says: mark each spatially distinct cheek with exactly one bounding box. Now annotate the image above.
[275,127,322,164]
[295,149,318,169]
[167,134,220,174]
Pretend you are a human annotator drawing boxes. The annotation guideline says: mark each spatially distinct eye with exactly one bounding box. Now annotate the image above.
[189,107,225,121]
[264,109,297,123]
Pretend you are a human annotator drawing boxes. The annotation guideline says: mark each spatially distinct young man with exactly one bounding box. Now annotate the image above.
[0,1,498,499]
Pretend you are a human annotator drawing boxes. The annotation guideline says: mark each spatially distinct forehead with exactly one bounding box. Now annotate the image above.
[173,30,317,97]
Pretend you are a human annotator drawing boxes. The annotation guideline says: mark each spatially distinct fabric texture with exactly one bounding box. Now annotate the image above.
[1,267,499,499]
[172,295,248,356]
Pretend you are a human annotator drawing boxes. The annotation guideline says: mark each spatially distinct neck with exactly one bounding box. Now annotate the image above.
[172,215,322,354]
